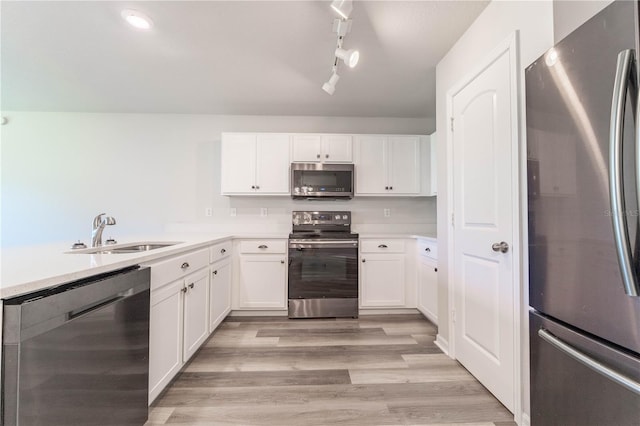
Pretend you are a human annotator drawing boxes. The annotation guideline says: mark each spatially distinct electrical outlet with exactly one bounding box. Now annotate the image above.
[384,208,391,217]
[205,208,213,217]
[230,208,237,217]
[260,208,268,217]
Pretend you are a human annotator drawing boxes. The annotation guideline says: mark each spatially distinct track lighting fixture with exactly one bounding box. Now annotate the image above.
[322,72,340,95]
[335,48,359,68]
[331,0,353,20]
[321,2,360,95]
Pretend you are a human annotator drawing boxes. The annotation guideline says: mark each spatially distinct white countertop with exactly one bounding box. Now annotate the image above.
[1,231,434,299]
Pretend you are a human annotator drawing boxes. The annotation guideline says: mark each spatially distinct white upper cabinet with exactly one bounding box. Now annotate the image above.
[292,134,352,163]
[355,135,422,196]
[221,133,290,195]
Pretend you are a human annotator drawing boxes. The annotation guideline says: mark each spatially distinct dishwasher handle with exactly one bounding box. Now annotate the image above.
[67,289,133,321]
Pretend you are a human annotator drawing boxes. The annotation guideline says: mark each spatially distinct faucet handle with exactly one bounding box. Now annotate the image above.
[104,216,116,225]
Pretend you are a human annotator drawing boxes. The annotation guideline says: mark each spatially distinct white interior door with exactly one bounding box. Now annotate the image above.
[451,45,516,412]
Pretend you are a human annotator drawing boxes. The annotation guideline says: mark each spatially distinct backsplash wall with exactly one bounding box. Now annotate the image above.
[1,112,436,247]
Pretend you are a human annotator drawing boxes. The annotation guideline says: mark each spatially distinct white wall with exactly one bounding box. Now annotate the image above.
[435,0,554,423]
[0,112,435,247]
[553,0,614,43]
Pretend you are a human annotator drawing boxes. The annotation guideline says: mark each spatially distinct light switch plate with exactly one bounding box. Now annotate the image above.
[205,208,213,217]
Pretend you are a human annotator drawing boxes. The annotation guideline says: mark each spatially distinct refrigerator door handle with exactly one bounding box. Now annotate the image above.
[539,329,640,395]
[609,49,640,297]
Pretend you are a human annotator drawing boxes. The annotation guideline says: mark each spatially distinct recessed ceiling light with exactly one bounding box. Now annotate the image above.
[121,9,153,30]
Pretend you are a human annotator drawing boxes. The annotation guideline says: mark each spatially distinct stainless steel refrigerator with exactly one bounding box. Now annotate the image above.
[526,1,640,424]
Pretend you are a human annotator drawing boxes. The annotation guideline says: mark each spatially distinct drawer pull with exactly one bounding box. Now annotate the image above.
[385,186,389,190]
[188,283,195,289]
[425,247,431,252]
[221,248,226,254]
[181,262,190,269]
[181,287,188,293]
[435,268,438,272]
[213,270,218,275]
[378,244,388,248]
[258,245,268,249]
[362,259,366,263]
[316,154,321,159]
[281,260,285,264]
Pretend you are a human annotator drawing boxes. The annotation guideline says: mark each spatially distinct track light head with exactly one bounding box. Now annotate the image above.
[322,72,340,95]
[335,48,360,68]
[331,0,353,19]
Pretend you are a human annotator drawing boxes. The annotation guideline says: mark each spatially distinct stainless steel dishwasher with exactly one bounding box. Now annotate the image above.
[2,265,150,426]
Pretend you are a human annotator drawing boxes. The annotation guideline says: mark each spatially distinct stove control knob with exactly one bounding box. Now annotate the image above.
[335,215,340,220]
[343,214,348,220]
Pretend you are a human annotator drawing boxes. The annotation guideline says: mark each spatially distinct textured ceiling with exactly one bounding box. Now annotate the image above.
[1,1,489,118]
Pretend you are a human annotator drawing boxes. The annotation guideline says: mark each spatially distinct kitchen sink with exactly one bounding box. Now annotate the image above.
[68,242,182,254]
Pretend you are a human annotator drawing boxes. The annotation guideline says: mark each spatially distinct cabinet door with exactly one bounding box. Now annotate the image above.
[418,257,438,324]
[355,135,387,194]
[238,255,287,308]
[292,135,322,162]
[255,134,291,194]
[209,260,231,333]
[322,135,352,162]
[149,280,183,404]
[360,254,405,307]
[388,136,420,194]
[221,134,257,194]
[183,269,209,361]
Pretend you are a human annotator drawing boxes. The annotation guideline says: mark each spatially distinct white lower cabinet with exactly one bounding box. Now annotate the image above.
[418,257,438,324]
[238,255,287,308]
[417,238,438,324]
[209,259,232,332]
[149,280,183,404]
[182,268,210,361]
[360,254,406,307]
[236,239,287,309]
[149,267,209,403]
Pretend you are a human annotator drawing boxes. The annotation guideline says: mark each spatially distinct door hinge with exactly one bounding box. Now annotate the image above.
[450,117,454,132]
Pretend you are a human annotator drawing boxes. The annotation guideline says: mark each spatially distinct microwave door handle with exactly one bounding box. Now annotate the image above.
[610,49,640,297]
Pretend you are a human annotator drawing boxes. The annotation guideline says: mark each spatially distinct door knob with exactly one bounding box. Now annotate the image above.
[491,241,509,253]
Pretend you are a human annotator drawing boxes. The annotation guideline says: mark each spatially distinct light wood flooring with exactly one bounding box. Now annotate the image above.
[147,314,515,425]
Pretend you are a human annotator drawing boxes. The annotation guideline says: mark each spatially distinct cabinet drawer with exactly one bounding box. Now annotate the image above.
[418,239,438,260]
[361,239,405,253]
[149,248,209,290]
[239,239,286,254]
[210,240,232,263]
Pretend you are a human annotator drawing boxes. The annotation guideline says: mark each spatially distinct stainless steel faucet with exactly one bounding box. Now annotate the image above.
[91,213,116,247]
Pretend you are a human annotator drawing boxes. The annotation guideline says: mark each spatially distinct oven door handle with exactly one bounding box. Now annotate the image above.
[289,242,358,250]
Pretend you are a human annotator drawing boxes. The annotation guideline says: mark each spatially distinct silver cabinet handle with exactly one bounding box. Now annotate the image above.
[181,262,190,269]
[538,329,640,395]
[258,245,268,249]
[188,283,194,289]
[378,244,388,248]
[491,242,509,253]
[425,247,431,252]
[221,248,226,254]
[610,49,640,297]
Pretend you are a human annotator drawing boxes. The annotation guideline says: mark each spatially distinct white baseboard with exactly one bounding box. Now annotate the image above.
[228,310,287,317]
[435,334,450,356]
[359,308,420,315]
[519,412,530,426]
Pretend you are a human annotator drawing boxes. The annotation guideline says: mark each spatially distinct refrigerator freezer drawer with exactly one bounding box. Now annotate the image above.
[530,311,640,426]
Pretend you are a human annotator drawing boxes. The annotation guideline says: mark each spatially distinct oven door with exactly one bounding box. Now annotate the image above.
[288,240,358,299]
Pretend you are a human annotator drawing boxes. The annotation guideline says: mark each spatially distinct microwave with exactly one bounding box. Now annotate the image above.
[291,163,354,199]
